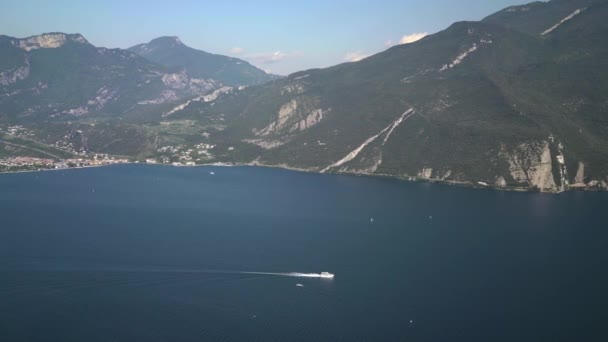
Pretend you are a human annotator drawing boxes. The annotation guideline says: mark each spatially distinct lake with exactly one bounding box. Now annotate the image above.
[0,164,607,341]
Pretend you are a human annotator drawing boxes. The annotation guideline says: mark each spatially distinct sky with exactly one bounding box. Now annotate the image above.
[1,0,530,75]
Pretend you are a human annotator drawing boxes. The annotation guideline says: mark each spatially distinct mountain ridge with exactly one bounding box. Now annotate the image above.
[128,36,278,86]
[162,0,608,192]
[1,0,607,192]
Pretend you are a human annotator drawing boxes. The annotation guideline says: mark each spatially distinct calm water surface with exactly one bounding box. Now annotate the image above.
[0,165,607,341]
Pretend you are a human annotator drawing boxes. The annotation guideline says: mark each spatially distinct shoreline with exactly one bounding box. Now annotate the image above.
[0,161,603,194]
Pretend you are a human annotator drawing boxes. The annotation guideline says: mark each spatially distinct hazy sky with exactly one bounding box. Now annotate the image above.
[2,0,530,75]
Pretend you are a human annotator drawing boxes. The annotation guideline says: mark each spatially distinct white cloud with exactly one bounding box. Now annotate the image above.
[230,47,244,54]
[384,40,394,47]
[244,51,303,66]
[399,32,428,45]
[246,51,290,64]
[344,51,369,62]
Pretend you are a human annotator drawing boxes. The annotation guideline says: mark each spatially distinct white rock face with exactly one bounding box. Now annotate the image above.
[574,162,585,185]
[541,8,584,36]
[162,71,190,89]
[0,59,30,85]
[279,99,298,120]
[16,33,87,51]
[202,86,233,102]
[321,109,415,173]
[87,87,118,110]
[418,168,433,179]
[163,87,233,117]
[503,141,557,191]
[293,109,323,131]
[161,71,217,94]
[62,106,89,116]
[281,83,305,95]
[440,44,478,71]
[495,176,508,188]
[439,39,492,72]
[257,99,298,136]
[138,90,178,105]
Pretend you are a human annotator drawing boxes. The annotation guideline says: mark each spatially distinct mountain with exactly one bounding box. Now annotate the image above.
[482,0,601,35]
[1,0,607,192]
[0,32,221,122]
[128,36,277,86]
[165,0,608,192]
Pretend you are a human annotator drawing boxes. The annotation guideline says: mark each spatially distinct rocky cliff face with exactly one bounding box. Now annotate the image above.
[15,33,88,51]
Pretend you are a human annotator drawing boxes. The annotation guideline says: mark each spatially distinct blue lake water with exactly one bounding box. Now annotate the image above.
[0,164,607,341]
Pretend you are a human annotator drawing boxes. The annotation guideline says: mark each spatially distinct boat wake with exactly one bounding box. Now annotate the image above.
[238,272,329,278]
[18,265,334,279]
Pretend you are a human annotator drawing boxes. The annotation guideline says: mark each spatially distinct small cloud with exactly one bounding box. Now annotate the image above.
[230,47,244,54]
[246,51,289,64]
[344,51,369,62]
[399,32,428,45]
[384,40,394,47]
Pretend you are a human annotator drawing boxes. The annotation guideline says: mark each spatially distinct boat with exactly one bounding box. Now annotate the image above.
[320,272,335,279]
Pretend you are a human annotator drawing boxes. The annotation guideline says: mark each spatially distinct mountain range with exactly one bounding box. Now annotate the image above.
[1,0,607,192]
[0,33,273,122]
[128,36,278,86]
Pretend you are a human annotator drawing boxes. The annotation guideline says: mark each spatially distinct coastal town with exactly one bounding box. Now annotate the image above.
[0,124,230,172]
[0,155,131,173]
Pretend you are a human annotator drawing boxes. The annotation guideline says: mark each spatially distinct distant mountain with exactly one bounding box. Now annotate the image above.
[128,36,277,86]
[166,0,608,192]
[0,32,220,121]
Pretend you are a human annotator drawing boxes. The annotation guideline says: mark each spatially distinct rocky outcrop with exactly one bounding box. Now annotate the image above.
[161,71,217,93]
[0,58,30,86]
[87,87,119,110]
[418,168,433,179]
[138,90,178,105]
[495,176,508,188]
[255,99,326,138]
[14,33,88,51]
[163,87,233,117]
[292,109,323,132]
[574,162,585,185]
[501,140,557,191]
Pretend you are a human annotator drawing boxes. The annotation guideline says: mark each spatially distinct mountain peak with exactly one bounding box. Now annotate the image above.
[15,32,89,51]
[149,36,184,47]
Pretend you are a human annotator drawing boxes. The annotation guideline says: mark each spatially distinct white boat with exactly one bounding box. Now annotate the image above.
[320,272,335,279]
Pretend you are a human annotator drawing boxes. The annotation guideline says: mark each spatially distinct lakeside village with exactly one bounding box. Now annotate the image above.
[1,125,223,172]
[0,155,131,172]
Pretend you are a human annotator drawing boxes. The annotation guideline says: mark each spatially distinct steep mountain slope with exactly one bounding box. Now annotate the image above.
[483,0,602,35]
[0,33,220,122]
[168,0,608,191]
[128,36,277,86]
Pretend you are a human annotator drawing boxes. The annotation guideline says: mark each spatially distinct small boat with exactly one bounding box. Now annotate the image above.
[296,283,304,287]
[320,272,335,279]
